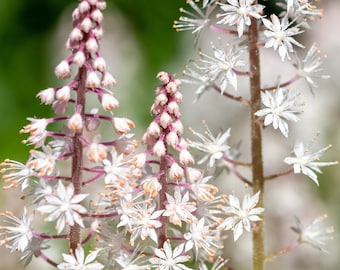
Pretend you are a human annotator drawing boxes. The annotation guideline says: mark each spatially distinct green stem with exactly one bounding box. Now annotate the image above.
[249,13,265,270]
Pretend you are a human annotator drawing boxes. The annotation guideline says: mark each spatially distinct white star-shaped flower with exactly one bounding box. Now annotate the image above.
[284,141,338,185]
[262,14,304,61]
[149,240,192,270]
[37,181,88,233]
[255,88,303,137]
[57,247,104,270]
[217,0,264,37]
[218,192,264,241]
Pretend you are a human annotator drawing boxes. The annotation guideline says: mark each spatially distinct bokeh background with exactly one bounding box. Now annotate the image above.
[0,0,339,269]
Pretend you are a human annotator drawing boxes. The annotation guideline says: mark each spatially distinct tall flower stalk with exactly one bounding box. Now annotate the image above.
[0,0,337,270]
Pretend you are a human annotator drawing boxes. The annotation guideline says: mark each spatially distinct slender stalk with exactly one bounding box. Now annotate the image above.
[158,154,168,248]
[249,13,265,270]
[69,66,87,253]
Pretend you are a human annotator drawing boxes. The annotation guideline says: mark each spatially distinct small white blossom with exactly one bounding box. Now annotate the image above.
[291,215,334,252]
[28,145,61,176]
[294,44,330,93]
[284,141,338,185]
[255,88,303,137]
[37,181,88,233]
[58,247,104,270]
[263,14,304,61]
[217,0,264,37]
[218,192,264,241]
[103,150,132,185]
[149,240,192,270]
[200,44,245,92]
[21,118,49,147]
[189,122,231,168]
[1,159,34,191]
[173,0,216,46]
[0,207,33,252]
[163,188,197,226]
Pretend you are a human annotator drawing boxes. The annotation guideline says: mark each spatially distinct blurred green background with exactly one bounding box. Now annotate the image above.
[0,0,339,270]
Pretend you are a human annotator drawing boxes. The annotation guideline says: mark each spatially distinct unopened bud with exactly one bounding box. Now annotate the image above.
[56,86,71,102]
[68,113,83,133]
[100,93,119,111]
[37,88,55,105]
[55,60,71,79]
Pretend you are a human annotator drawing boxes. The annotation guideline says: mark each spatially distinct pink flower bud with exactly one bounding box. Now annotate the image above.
[167,101,180,116]
[169,162,184,180]
[157,71,170,84]
[88,0,98,5]
[100,93,119,111]
[179,149,195,165]
[165,81,178,94]
[68,113,83,133]
[69,28,83,43]
[36,88,55,105]
[96,1,107,10]
[93,56,106,72]
[80,17,92,33]
[86,71,100,87]
[166,131,179,148]
[52,100,68,115]
[174,91,183,103]
[78,1,91,14]
[91,9,103,23]
[56,86,71,102]
[160,112,172,129]
[87,140,107,163]
[92,26,103,40]
[73,51,86,67]
[112,117,135,135]
[86,38,99,54]
[147,121,161,136]
[131,153,146,168]
[172,119,184,134]
[185,167,202,183]
[155,93,168,106]
[55,60,71,79]
[72,8,80,21]
[101,72,116,87]
[153,140,166,157]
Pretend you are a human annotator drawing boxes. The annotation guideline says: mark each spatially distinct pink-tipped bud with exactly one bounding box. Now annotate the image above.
[78,1,91,14]
[166,131,179,148]
[37,88,55,105]
[131,153,146,168]
[169,162,184,180]
[147,121,161,136]
[179,149,194,165]
[160,112,172,129]
[91,9,103,23]
[165,81,178,94]
[185,167,202,183]
[55,60,71,79]
[155,93,168,106]
[112,117,135,135]
[93,56,106,72]
[167,101,180,116]
[157,71,170,84]
[101,72,116,87]
[80,17,92,33]
[178,137,188,149]
[70,28,83,43]
[172,119,183,134]
[68,113,83,133]
[73,51,86,67]
[174,78,182,87]
[92,26,103,40]
[86,38,99,54]
[100,93,119,111]
[174,91,183,103]
[56,86,71,102]
[52,100,68,115]
[88,0,98,5]
[87,140,107,163]
[96,1,107,10]
[72,8,80,21]
[86,71,101,87]
[153,140,166,157]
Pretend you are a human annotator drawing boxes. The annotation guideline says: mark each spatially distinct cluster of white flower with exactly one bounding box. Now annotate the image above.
[0,0,336,270]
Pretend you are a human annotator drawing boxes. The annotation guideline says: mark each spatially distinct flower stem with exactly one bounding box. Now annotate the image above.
[249,14,265,270]
[158,154,168,248]
[69,66,87,253]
